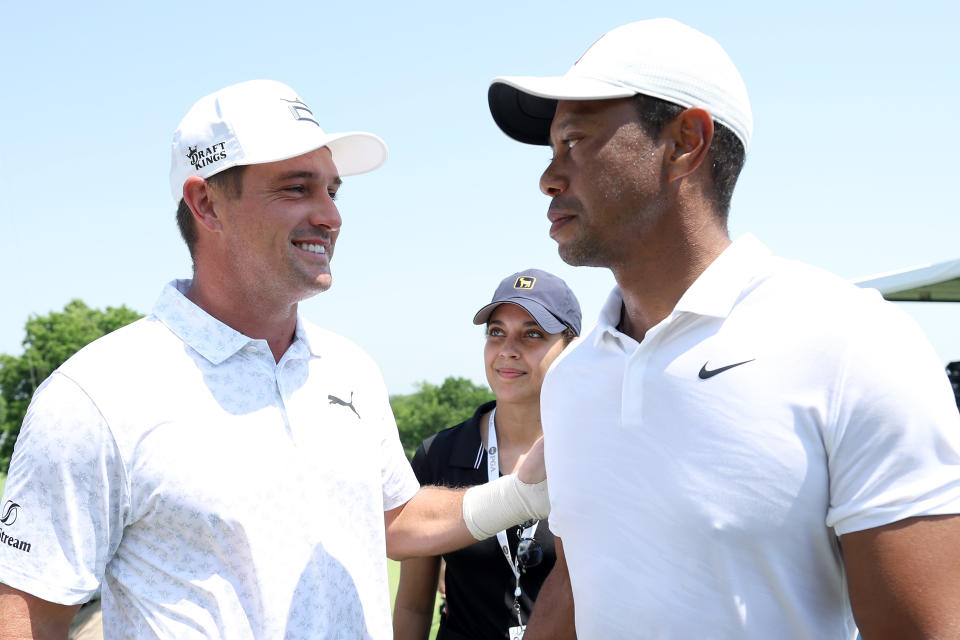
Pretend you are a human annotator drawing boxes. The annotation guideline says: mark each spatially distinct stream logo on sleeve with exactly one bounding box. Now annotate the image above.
[0,501,32,553]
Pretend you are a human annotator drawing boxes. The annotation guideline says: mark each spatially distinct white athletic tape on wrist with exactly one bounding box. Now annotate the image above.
[462,473,550,541]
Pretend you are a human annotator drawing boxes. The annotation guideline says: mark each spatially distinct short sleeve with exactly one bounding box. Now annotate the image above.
[367,370,418,512]
[824,303,960,535]
[0,372,129,604]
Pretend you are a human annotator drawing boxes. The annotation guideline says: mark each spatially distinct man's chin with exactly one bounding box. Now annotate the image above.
[558,242,588,267]
[558,242,605,268]
[313,275,333,293]
[296,274,333,300]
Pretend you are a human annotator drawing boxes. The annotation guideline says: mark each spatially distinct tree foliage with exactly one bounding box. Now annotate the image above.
[0,300,142,472]
[390,377,494,458]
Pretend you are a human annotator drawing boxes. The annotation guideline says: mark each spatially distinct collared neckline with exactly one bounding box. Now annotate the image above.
[153,280,316,365]
[293,316,324,358]
[448,400,497,469]
[673,233,771,318]
[592,234,771,348]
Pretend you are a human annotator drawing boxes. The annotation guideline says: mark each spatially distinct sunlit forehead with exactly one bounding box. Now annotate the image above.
[262,147,344,189]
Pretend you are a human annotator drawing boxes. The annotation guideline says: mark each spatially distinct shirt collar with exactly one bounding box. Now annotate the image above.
[294,317,325,358]
[673,233,771,318]
[152,279,317,364]
[449,401,497,469]
[592,234,771,347]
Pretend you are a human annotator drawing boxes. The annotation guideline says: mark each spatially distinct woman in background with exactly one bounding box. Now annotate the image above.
[393,269,581,640]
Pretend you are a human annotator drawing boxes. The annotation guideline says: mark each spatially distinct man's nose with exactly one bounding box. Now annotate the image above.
[309,196,342,230]
[540,159,567,197]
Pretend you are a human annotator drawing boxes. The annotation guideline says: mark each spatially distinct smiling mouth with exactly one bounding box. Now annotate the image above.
[293,241,326,255]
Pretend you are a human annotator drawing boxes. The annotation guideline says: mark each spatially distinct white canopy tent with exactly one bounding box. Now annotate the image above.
[853,258,960,302]
[854,258,960,409]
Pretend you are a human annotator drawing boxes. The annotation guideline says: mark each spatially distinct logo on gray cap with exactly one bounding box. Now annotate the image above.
[514,276,536,290]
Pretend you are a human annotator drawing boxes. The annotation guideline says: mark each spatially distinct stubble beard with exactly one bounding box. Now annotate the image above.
[551,197,609,268]
[558,231,610,268]
[292,261,334,300]
[554,198,628,269]
[288,232,337,300]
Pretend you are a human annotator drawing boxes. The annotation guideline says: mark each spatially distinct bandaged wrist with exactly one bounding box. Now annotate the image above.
[462,473,550,541]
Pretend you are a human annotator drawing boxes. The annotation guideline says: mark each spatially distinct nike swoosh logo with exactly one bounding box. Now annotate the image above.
[698,359,755,379]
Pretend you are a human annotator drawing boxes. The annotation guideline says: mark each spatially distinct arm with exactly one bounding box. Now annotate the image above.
[523,536,576,640]
[392,555,442,640]
[842,514,960,639]
[384,486,472,561]
[0,583,80,640]
[385,437,549,560]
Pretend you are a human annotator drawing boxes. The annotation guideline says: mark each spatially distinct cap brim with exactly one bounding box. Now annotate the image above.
[325,131,388,177]
[472,300,567,334]
[196,130,387,191]
[489,75,635,145]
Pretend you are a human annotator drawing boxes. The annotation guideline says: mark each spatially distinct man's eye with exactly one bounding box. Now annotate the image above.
[526,330,544,339]
[328,191,338,201]
[549,139,579,161]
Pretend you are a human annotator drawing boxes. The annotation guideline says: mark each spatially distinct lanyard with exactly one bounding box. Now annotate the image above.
[487,409,539,598]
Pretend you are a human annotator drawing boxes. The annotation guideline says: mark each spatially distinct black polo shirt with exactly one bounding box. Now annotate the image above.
[411,401,557,640]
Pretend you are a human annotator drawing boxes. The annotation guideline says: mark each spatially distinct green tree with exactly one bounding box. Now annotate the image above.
[0,300,142,472]
[391,377,495,458]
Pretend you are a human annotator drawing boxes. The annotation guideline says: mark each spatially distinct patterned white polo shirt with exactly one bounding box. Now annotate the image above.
[0,279,419,638]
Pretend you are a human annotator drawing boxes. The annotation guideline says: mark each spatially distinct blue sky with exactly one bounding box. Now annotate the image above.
[2,1,958,394]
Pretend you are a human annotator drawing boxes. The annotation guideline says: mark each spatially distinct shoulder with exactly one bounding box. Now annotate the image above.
[299,318,381,371]
[542,324,603,387]
[56,316,172,384]
[733,255,925,348]
[754,255,890,315]
[755,257,959,437]
[420,421,474,460]
[411,401,493,484]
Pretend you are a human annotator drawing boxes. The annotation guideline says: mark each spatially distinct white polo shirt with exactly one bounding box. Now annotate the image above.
[0,280,419,639]
[542,234,960,639]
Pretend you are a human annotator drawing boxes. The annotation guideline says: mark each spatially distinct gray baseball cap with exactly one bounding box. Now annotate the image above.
[473,269,581,335]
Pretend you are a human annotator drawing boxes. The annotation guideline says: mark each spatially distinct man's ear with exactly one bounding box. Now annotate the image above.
[664,107,714,182]
[182,176,222,233]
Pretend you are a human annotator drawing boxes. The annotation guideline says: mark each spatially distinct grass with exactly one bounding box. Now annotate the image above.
[389,559,442,639]
[0,472,5,499]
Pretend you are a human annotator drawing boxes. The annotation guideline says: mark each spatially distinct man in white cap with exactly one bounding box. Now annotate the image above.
[488,18,960,639]
[0,79,548,639]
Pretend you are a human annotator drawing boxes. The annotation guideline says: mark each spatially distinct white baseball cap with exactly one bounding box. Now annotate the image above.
[488,18,753,151]
[169,79,388,200]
